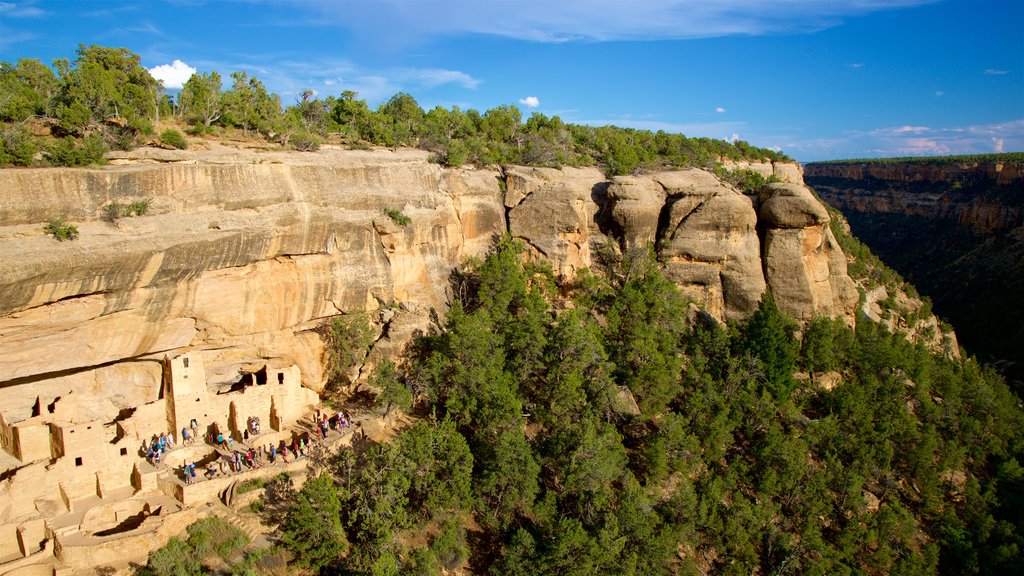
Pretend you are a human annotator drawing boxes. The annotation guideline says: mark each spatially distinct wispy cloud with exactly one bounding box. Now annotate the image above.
[0,1,45,18]
[297,0,938,44]
[861,120,1024,157]
[195,55,480,102]
[715,106,727,113]
[768,120,1024,161]
[850,63,865,68]
[396,68,480,89]
[0,27,36,45]
[121,20,168,38]
[984,69,1009,75]
[575,116,749,141]
[519,96,540,108]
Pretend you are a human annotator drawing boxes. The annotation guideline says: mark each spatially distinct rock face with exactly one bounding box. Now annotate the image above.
[0,146,857,422]
[760,182,858,322]
[0,147,505,415]
[806,159,1024,233]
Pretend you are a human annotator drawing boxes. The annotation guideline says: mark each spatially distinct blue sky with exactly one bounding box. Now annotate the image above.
[1,0,1021,161]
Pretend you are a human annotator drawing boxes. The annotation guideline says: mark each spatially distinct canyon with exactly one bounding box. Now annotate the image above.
[806,157,1024,386]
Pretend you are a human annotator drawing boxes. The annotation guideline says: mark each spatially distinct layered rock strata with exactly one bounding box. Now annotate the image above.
[0,147,856,419]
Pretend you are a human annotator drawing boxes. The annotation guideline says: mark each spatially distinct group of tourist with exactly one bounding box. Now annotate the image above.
[315,409,351,440]
[247,415,261,437]
[156,409,352,486]
[181,462,198,484]
[142,432,176,465]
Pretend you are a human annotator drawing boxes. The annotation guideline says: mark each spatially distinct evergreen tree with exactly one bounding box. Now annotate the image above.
[281,474,347,571]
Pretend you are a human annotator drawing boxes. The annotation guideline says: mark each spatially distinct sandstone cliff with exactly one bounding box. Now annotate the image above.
[806,159,1024,232]
[0,146,856,421]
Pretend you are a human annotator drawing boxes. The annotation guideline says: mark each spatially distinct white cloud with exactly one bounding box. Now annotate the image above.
[850,63,864,68]
[715,106,726,113]
[889,125,929,134]
[775,119,1024,161]
[935,90,944,97]
[729,133,741,143]
[302,0,938,44]
[148,59,197,89]
[984,69,1009,75]
[519,96,540,108]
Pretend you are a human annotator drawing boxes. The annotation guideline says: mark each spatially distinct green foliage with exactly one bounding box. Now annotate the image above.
[371,358,412,416]
[810,152,1024,165]
[52,45,158,135]
[159,128,187,149]
[177,71,223,127]
[235,477,266,495]
[4,44,793,170]
[140,518,248,576]
[44,133,107,166]
[103,198,151,222]
[605,261,689,415]
[288,130,321,151]
[141,537,202,576]
[43,216,78,241]
[383,207,411,226]
[323,311,374,382]
[220,71,280,135]
[430,520,468,570]
[0,125,38,165]
[281,474,347,571]
[736,291,799,400]
[0,58,56,121]
[187,517,249,560]
[718,167,781,194]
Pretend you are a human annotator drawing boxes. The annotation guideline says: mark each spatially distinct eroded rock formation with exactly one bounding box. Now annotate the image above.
[0,147,857,419]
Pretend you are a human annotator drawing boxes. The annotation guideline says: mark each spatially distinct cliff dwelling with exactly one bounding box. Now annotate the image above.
[0,352,320,574]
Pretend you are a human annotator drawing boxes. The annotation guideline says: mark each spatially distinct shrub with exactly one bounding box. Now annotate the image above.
[160,128,188,149]
[44,134,107,166]
[384,207,411,226]
[323,312,374,382]
[290,131,321,151]
[103,198,151,222]
[237,477,266,495]
[186,124,215,136]
[44,216,79,241]
[0,126,38,166]
[129,198,152,216]
[186,517,249,560]
[103,201,123,223]
[103,124,139,151]
[430,521,468,570]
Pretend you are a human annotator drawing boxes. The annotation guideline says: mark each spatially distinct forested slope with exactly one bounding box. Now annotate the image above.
[143,238,1024,576]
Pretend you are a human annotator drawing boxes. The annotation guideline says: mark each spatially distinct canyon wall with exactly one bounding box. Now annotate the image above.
[0,146,856,422]
[806,158,1024,386]
[806,159,1024,232]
